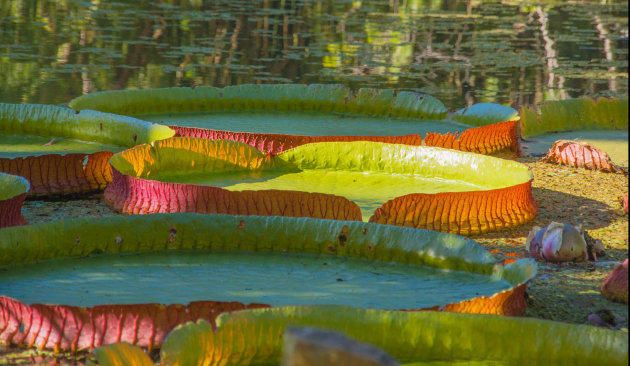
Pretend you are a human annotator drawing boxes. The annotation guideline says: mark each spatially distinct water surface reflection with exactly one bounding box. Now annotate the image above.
[0,0,627,108]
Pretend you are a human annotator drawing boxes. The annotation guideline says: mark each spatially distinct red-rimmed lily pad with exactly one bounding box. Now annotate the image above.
[0,172,29,228]
[68,84,520,155]
[0,103,175,196]
[0,213,536,352]
[106,137,537,235]
[151,305,628,365]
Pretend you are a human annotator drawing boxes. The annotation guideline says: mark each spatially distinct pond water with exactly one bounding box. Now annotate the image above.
[0,250,511,308]
[0,0,627,110]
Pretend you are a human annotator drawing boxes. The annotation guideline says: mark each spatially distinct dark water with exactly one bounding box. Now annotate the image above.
[0,0,627,110]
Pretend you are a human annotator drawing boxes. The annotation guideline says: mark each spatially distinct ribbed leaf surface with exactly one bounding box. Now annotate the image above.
[68,85,522,155]
[0,296,268,353]
[69,85,448,120]
[0,214,537,352]
[0,172,29,228]
[94,342,154,366]
[160,305,628,366]
[0,103,175,196]
[520,97,628,138]
[424,120,519,154]
[0,103,174,148]
[105,138,535,234]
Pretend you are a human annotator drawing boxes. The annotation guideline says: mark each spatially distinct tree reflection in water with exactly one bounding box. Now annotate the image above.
[0,0,626,108]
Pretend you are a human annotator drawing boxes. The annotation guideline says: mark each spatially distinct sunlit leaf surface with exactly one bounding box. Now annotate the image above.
[0,213,536,352]
[160,305,628,366]
[106,138,536,234]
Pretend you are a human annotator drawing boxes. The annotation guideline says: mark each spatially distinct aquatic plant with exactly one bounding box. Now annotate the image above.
[0,103,174,196]
[95,305,628,366]
[0,172,29,228]
[520,97,628,138]
[105,138,536,234]
[68,84,520,155]
[519,97,628,168]
[452,102,520,127]
[0,213,536,352]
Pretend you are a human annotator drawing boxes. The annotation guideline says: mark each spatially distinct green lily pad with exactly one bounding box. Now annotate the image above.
[68,85,519,155]
[0,213,534,311]
[0,172,29,228]
[136,109,466,137]
[68,84,450,121]
[0,134,123,159]
[452,102,519,126]
[520,97,628,137]
[0,214,536,352]
[0,103,175,150]
[0,103,175,195]
[519,97,629,166]
[0,172,29,201]
[159,305,628,366]
[106,138,536,234]
[0,250,513,309]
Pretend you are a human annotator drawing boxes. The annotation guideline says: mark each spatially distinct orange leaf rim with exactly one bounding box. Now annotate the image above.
[171,120,519,155]
[0,151,114,197]
[0,103,175,196]
[0,286,527,354]
[68,85,519,155]
[0,213,537,352]
[0,172,29,228]
[106,137,536,235]
[169,125,425,155]
[0,296,269,353]
[369,181,537,236]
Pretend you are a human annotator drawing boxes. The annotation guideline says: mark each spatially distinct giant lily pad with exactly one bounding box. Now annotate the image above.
[520,97,629,167]
[452,102,520,127]
[0,172,29,228]
[106,137,536,235]
[0,103,175,196]
[154,305,628,365]
[0,213,536,352]
[68,84,520,155]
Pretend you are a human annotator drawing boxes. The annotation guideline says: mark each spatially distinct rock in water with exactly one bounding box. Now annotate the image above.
[601,258,628,304]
